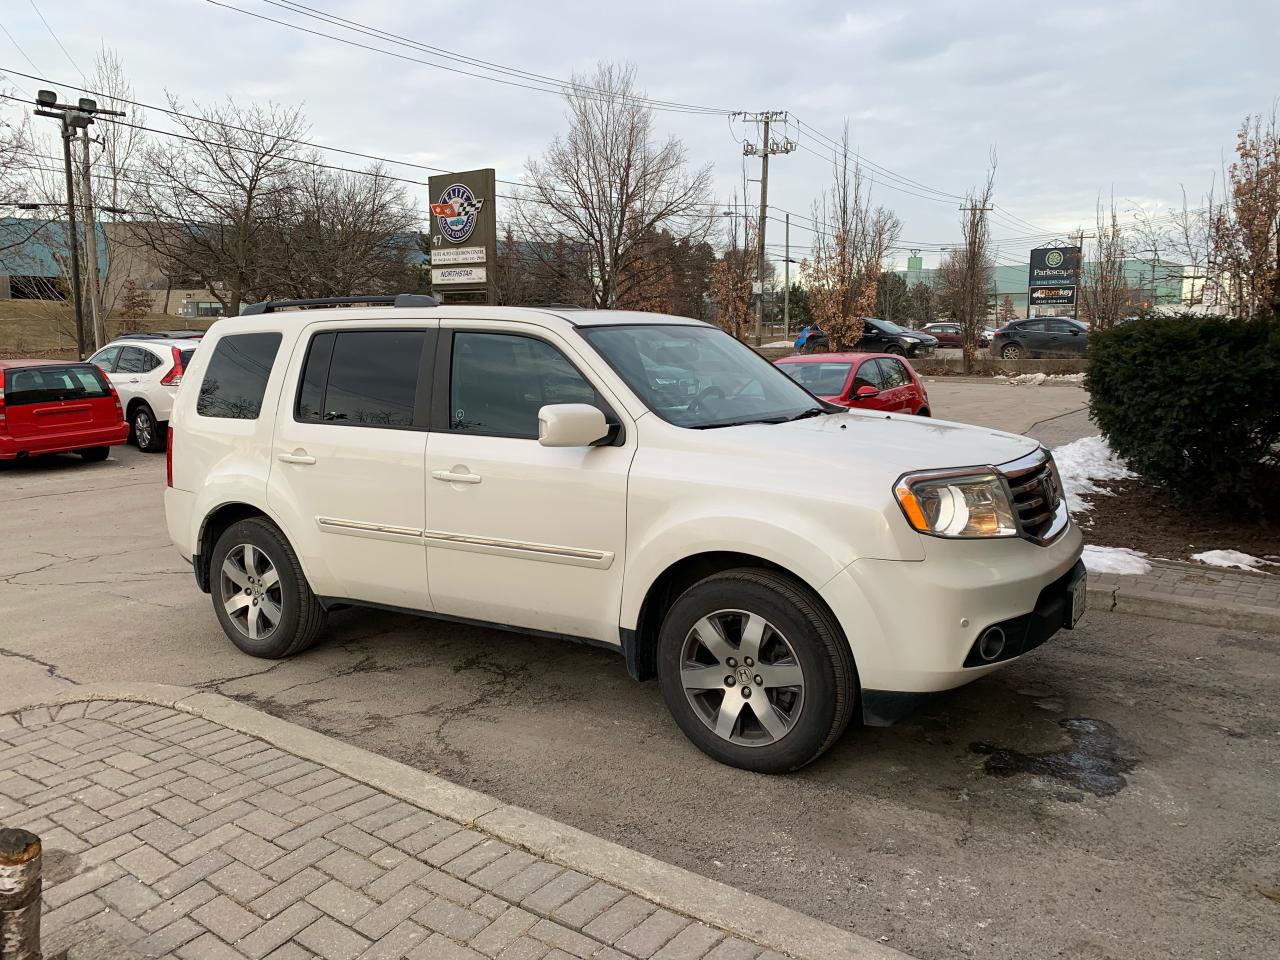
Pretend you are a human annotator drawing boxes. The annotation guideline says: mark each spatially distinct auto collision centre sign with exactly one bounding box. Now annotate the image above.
[1028,245,1081,307]
[428,168,497,302]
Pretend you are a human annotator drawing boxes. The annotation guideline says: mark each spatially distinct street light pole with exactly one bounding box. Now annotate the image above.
[783,213,790,339]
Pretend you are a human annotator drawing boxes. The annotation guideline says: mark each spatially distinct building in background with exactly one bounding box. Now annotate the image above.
[899,253,1187,319]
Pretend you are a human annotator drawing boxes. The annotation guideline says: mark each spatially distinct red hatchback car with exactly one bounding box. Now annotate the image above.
[774,352,931,415]
[0,360,129,461]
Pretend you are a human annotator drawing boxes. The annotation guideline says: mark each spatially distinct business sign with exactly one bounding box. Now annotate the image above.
[428,168,497,303]
[1030,285,1077,306]
[432,266,488,285]
[431,246,486,265]
[1029,246,1081,287]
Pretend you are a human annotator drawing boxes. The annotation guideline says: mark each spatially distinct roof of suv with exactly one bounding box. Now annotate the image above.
[109,335,203,350]
[215,306,709,335]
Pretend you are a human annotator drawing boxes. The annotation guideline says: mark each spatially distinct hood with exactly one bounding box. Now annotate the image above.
[707,410,1039,482]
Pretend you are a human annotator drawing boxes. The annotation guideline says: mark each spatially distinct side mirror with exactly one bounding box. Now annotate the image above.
[538,403,609,447]
[853,385,880,400]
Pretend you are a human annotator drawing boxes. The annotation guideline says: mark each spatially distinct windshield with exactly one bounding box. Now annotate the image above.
[777,362,852,396]
[873,318,909,334]
[580,325,821,428]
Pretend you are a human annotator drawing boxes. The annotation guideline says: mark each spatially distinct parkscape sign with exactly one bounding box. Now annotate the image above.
[1028,245,1081,309]
[428,168,497,303]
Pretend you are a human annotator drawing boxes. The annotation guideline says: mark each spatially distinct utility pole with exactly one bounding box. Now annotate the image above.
[33,90,124,360]
[734,111,794,345]
[783,212,790,339]
[79,132,106,350]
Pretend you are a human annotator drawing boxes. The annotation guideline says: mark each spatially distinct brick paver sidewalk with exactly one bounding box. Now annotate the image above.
[1088,558,1280,630]
[0,701,782,960]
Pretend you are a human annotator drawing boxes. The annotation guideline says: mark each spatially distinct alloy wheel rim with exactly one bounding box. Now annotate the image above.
[680,609,805,747]
[220,544,282,641]
[135,412,152,447]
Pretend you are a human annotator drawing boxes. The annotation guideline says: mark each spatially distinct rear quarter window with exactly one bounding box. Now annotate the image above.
[196,333,282,420]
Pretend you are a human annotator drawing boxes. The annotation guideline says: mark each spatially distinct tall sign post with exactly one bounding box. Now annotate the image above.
[1027,245,1081,316]
[427,168,497,304]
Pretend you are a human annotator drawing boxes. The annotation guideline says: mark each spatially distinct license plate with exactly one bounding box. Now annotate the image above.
[1067,573,1087,628]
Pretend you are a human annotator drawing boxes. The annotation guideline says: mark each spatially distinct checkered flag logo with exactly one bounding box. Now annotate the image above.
[452,197,482,219]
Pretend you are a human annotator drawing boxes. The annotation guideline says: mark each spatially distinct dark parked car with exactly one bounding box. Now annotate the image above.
[990,317,1089,358]
[797,318,937,357]
[920,322,992,348]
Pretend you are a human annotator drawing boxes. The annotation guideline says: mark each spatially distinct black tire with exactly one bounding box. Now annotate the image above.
[132,403,165,453]
[210,518,326,658]
[78,446,110,462]
[1000,343,1023,360]
[884,344,906,356]
[657,568,857,773]
[916,407,931,417]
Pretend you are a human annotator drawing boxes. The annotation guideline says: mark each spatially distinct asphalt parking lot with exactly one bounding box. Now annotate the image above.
[2,391,1277,960]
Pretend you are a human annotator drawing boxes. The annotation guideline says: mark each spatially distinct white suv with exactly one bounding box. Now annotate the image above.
[90,333,202,452]
[165,296,1085,772]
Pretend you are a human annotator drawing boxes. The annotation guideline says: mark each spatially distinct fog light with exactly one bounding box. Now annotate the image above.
[977,626,1006,662]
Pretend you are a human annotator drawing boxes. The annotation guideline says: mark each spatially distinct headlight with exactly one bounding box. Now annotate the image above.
[894,471,1018,538]
[901,336,920,343]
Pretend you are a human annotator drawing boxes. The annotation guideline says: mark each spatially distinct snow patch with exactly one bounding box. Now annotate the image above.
[1051,435,1136,512]
[1191,549,1275,572]
[995,373,1086,385]
[1083,544,1152,575]
[764,341,794,349]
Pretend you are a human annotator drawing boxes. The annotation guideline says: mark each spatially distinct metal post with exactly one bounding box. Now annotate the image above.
[754,119,769,348]
[0,828,42,960]
[783,213,791,339]
[59,119,87,361]
[79,131,106,351]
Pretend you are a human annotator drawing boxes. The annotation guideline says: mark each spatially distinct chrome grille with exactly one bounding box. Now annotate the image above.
[1001,450,1061,541]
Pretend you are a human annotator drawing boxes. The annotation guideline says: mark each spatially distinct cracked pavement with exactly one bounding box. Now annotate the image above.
[2,412,1279,960]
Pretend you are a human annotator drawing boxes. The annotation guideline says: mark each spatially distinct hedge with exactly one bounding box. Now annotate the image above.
[1086,315,1280,511]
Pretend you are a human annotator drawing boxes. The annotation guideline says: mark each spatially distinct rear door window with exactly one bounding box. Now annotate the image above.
[295,329,427,427]
[3,364,110,405]
[197,333,282,420]
[116,347,151,374]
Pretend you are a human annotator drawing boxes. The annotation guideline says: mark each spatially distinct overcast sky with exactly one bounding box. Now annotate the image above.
[2,0,1275,268]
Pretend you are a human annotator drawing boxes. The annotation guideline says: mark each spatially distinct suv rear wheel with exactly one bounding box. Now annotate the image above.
[211,518,326,658]
[657,569,857,773]
[1000,343,1023,360]
[132,403,165,453]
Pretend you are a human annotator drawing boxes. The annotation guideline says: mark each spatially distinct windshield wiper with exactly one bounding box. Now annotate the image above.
[787,407,826,421]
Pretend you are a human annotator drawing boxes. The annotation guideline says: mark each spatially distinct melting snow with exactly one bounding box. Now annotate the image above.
[996,373,1086,385]
[1191,550,1275,572]
[1083,544,1152,575]
[1051,435,1136,512]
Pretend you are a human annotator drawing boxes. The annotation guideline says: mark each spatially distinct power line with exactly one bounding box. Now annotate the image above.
[26,0,85,84]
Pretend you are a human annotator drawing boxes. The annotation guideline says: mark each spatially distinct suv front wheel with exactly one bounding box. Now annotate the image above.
[211,518,326,658]
[657,569,857,773]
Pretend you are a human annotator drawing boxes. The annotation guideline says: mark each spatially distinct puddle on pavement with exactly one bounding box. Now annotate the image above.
[970,718,1136,796]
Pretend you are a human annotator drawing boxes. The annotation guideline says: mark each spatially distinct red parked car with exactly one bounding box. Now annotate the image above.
[0,360,129,461]
[774,352,931,415]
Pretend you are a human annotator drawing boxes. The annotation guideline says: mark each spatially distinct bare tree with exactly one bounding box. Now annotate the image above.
[517,62,714,309]
[129,96,306,316]
[709,196,756,338]
[1080,194,1133,329]
[1211,108,1280,319]
[953,159,996,371]
[0,96,34,255]
[1132,185,1213,310]
[807,125,900,351]
[255,163,418,299]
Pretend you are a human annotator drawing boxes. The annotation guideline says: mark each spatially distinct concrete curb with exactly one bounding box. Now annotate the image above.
[1087,579,1280,634]
[6,682,911,960]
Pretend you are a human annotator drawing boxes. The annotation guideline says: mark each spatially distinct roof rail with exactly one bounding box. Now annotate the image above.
[240,294,439,315]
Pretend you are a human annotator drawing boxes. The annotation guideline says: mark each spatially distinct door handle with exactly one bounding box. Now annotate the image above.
[432,469,481,484]
[278,451,316,465]
[128,378,140,383]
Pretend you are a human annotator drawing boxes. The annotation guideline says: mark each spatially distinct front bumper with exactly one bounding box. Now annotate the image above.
[818,516,1084,713]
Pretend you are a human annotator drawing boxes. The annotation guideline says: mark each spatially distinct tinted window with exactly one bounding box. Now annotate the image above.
[197,333,282,420]
[116,346,151,373]
[296,332,335,422]
[853,361,884,390]
[1046,320,1076,333]
[777,362,851,396]
[1019,320,1047,333]
[89,346,120,372]
[451,332,597,438]
[3,364,110,405]
[876,358,911,388]
[315,330,425,427]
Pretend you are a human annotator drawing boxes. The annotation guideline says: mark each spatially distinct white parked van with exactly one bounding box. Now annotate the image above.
[165,296,1085,772]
